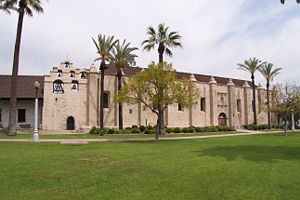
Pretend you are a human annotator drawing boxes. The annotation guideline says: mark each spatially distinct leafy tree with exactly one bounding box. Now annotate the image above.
[118,62,200,140]
[271,83,300,136]
[258,62,282,128]
[142,23,182,132]
[1,0,45,136]
[109,40,138,129]
[237,57,262,125]
[280,0,300,4]
[92,34,118,129]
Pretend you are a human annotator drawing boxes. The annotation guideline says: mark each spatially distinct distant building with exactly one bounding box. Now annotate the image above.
[0,60,270,132]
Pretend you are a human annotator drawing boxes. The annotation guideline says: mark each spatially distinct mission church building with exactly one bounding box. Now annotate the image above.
[0,60,269,132]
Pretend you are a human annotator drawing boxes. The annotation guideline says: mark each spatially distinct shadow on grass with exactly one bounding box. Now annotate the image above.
[199,145,300,162]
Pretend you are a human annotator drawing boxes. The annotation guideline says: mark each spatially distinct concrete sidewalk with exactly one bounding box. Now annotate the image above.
[0,130,284,144]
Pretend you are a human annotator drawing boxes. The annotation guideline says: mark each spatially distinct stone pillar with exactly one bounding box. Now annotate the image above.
[209,76,217,126]
[227,79,235,127]
[243,81,250,125]
[257,84,263,114]
[189,74,198,127]
[87,64,99,127]
[114,75,118,127]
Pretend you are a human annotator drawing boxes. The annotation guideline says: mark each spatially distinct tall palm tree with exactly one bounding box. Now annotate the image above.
[280,0,300,4]
[92,34,118,130]
[110,40,138,130]
[258,62,282,128]
[142,23,182,135]
[1,0,45,136]
[237,57,262,125]
[142,23,182,63]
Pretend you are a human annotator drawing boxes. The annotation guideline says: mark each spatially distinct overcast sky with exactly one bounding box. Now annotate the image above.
[1,0,300,86]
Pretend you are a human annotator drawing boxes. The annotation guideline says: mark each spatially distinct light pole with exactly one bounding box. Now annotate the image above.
[291,108,295,131]
[33,81,40,142]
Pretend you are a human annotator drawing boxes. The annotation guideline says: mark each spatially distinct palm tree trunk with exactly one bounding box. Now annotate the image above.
[157,44,165,134]
[117,72,123,129]
[251,74,257,125]
[99,60,106,130]
[266,81,271,129]
[8,9,25,136]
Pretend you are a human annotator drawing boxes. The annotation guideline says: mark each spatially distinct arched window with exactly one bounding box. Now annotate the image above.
[237,99,241,112]
[71,80,79,91]
[53,80,64,94]
[200,97,206,111]
[178,103,183,111]
[57,70,63,77]
[103,91,109,108]
[80,72,87,79]
[65,61,70,68]
[70,70,75,78]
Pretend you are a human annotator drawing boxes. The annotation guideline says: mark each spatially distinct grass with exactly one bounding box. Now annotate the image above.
[0,131,239,139]
[0,132,299,199]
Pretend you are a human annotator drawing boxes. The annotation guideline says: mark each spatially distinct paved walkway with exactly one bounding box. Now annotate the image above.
[0,130,284,144]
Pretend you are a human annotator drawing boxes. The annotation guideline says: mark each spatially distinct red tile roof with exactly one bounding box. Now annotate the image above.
[105,64,252,87]
[0,75,44,99]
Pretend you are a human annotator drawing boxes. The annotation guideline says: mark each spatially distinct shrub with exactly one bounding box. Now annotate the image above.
[89,126,101,134]
[108,128,115,134]
[165,128,173,133]
[120,129,131,134]
[195,127,204,132]
[132,125,139,129]
[147,125,153,130]
[188,127,196,133]
[131,127,140,134]
[182,127,189,133]
[139,125,146,132]
[145,129,155,134]
[173,127,181,133]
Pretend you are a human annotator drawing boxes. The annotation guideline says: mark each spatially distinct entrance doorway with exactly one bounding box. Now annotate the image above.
[67,116,75,130]
[218,113,227,126]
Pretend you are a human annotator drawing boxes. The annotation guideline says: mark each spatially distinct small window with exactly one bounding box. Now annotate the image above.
[200,98,206,111]
[103,91,109,108]
[237,99,241,112]
[0,108,2,123]
[178,103,182,111]
[71,80,79,91]
[70,70,75,78]
[129,109,133,114]
[53,80,64,94]
[80,72,87,79]
[18,109,26,123]
[57,70,63,77]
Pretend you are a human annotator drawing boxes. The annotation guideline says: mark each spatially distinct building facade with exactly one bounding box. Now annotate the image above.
[0,60,269,132]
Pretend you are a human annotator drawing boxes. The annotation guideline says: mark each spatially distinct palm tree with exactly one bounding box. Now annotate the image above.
[237,57,262,125]
[92,34,118,130]
[110,40,138,130]
[258,62,282,128]
[142,23,182,63]
[142,23,182,135]
[280,0,300,4]
[1,0,45,136]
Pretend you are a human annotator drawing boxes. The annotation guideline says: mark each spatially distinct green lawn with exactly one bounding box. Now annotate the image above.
[0,131,239,139]
[0,133,299,200]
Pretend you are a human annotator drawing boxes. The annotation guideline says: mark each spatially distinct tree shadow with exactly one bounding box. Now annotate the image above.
[199,145,300,162]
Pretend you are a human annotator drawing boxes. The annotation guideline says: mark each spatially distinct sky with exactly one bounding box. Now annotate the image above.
[1,0,300,86]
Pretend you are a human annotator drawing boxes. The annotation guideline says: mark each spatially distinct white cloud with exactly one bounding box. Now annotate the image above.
[0,0,299,86]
